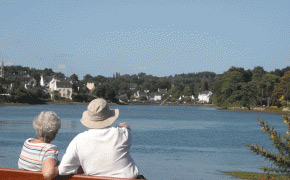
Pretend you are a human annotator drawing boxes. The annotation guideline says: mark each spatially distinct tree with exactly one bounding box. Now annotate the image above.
[83,74,93,83]
[261,74,279,106]
[245,115,290,175]
[183,86,192,96]
[0,85,5,94]
[167,87,182,100]
[201,80,209,91]
[272,72,290,106]
[11,86,44,104]
[213,70,245,107]
[70,74,79,84]
[52,90,62,100]
[241,82,258,109]
[93,84,117,103]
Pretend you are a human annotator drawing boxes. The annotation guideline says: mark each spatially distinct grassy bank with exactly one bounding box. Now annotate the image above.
[224,171,290,180]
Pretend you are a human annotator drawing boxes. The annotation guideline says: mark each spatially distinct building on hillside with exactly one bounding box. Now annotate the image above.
[22,77,37,89]
[191,95,195,100]
[148,93,162,101]
[144,89,150,93]
[198,91,213,103]
[86,82,95,92]
[50,81,72,100]
[179,95,195,101]
[0,59,4,78]
[134,90,148,99]
[153,94,162,101]
[40,75,54,88]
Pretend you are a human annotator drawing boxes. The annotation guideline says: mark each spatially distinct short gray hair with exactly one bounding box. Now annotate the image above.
[33,111,61,143]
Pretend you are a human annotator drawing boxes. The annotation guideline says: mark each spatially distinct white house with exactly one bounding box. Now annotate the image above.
[134,90,147,98]
[191,95,195,100]
[86,82,95,92]
[179,95,195,101]
[23,77,37,89]
[50,81,73,100]
[198,91,213,103]
[148,93,162,101]
[40,75,54,88]
[154,94,162,101]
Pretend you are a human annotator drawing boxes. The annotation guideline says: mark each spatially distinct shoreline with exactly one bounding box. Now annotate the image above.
[0,101,288,114]
[225,106,289,114]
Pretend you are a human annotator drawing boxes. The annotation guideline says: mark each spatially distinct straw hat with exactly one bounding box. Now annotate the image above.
[81,98,119,129]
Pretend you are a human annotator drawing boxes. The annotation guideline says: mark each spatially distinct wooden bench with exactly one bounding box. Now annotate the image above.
[0,168,138,180]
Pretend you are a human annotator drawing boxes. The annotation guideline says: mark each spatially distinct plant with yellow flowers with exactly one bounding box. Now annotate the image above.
[245,114,290,175]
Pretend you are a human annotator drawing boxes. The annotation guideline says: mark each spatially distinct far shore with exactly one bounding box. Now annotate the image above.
[1,101,289,115]
[225,106,290,114]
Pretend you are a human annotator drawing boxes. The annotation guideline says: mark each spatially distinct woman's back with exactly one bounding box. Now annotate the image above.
[18,138,58,171]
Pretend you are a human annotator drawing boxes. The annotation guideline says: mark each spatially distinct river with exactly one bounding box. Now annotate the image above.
[0,105,286,179]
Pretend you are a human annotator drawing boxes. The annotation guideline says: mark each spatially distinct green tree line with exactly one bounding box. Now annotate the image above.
[212,66,290,109]
[1,65,290,107]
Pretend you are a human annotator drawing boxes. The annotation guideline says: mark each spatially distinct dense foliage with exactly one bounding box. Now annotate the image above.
[212,66,290,109]
[1,64,290,106]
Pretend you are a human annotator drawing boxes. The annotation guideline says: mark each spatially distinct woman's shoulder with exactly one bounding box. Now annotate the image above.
[23,138,58,151]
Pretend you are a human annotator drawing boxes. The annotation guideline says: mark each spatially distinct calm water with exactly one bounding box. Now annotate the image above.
[0,105,286,179]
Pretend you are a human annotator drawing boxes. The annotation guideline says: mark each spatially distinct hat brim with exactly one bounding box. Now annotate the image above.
[80,109,119,129]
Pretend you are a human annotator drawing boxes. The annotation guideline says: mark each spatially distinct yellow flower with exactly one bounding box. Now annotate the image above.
[270,135,275,140]
[284,119,289,124]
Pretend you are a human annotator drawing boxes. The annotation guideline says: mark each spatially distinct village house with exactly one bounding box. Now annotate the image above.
[41,76,73,100]
[144,89,150,93]
[153,94,162,101]
[40,75,54,88]
[198,91,213,103]
[86,82,95,92]
[148,93,162,101]
[134,90,148,99]
[22,77,37,89]
[179,95,195,101]
[50,80,73,100]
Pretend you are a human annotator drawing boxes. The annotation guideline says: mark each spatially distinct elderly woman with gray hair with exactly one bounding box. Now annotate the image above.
[18,111,61,180]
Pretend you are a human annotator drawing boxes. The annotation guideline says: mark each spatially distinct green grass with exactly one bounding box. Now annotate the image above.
[224,171,290,180]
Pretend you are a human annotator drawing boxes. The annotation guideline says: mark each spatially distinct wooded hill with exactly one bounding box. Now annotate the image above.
[1,65,290,109]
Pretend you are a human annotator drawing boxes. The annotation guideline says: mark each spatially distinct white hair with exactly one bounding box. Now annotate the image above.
[33,111,61,143]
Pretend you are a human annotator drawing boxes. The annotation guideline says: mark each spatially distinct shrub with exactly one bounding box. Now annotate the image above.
[245,115,290,175]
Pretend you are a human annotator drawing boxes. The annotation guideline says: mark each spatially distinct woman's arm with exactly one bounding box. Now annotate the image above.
[42,158,58,179]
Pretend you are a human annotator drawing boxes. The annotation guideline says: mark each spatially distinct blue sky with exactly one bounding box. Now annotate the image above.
[0,0,290,78]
